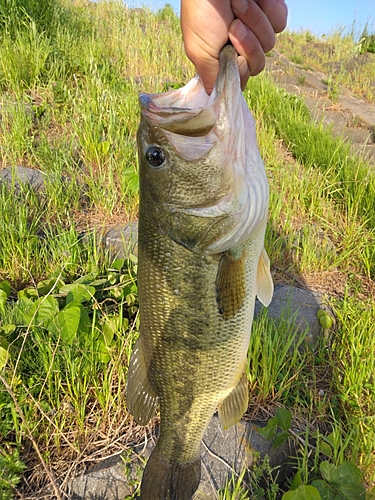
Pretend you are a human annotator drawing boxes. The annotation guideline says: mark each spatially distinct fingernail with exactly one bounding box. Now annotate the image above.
[230,19,248,41]
[232,0,248,14]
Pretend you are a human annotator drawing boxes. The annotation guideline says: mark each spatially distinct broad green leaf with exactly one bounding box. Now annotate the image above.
[111,259,125,271]
[282,484,321,500]
[74,273,97,284]
[47,306,81,344]
[320,461,336,482]
[272,431,289,449]
[0,280,11,297]
[125,292,137,305]
[0,290,7,314]
[16,297,35,323]
[258,417,278,440]
[107,273,118,285]
[37,278,61,296]
[110,287,124,299]
[102,316,121,345]
[129,253,138,264]
[332,462,365,498]
[18,287,38,300]
[0,338,9,370]
[119,273,131,284]
[311,480,336,499]
[97,339,111,364]
[60,283,95,304]
[320,461,365,499]
[89,278,108,287]
[320,441,333,457]
[65,302,91,337]
[275,407,292,432]
[0,324,16,336]
[33,296,60,326]
[290,471,303,491]
[124,168,139,195]
[22,296,59,325]
[325,432,335,447]
[98,140,111,155]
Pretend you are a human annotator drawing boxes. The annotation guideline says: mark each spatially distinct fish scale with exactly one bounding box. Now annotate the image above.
[126,45,274,500]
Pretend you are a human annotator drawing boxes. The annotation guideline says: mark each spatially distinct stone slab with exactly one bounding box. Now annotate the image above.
[0,166,46,192]
[255,283,325,347]
[101,221,139,259]
[69,415,296,500]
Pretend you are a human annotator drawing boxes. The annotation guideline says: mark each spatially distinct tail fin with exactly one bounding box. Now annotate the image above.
[141,447,201,500]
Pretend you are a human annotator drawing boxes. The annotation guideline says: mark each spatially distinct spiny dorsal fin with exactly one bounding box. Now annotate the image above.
[256,248,274,307]
[215,249,246,321]
[218,370,248,430]
[126,338,158,425]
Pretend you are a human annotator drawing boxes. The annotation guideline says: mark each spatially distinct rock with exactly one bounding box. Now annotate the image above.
[0,166,89,205]
[101,221,138,259]
[69,415,297,500]
[70,458,132,500]
[255,283,327,347]
[0,166,46,193]
[199,415,295,497]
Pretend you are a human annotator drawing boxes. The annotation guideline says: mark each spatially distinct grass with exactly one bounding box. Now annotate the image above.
[0,1,375,498]
[276,25,375,103]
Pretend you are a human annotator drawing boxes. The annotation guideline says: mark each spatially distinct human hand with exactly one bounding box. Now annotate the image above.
[180,0,288,94]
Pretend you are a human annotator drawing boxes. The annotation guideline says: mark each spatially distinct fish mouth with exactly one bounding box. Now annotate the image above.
[139,45,240,138]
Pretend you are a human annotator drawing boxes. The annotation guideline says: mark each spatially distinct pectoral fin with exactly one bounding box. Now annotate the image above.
[126,338,158,425]
[216,250,246,320]
[218,370,248,430]
[256,248,274,307]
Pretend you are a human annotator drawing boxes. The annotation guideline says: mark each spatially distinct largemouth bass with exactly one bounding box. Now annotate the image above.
[126,45,274,500]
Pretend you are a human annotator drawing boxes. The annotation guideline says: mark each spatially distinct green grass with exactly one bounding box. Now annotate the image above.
[0,1,375,498]
[276,26,375,103]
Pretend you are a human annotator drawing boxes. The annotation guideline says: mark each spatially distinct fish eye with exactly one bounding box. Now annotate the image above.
[146,146,165,168]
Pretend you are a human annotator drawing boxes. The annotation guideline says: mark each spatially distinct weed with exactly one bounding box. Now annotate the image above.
[277,28,375,103]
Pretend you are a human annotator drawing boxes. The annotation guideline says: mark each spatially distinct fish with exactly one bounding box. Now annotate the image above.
[126,44,274,500]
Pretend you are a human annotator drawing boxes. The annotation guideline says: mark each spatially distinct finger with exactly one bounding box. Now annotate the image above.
[231,0,276,54]
[237,55,251,90]
[229,19,266,76]
[190,54,219,95]
[258,0,288,33]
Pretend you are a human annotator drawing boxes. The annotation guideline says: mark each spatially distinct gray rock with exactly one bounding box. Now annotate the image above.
[0,166,46,192]
[198,415,295,498]
[101,221,138,259]
[70,458,132,500]
[255,283,326,347]
[69,415,296,500]
[0,166,88,205]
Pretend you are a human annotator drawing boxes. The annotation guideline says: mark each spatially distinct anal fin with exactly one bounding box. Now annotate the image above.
[216,249,246,320]
[218,371,248,430]
[126,337,158,425]
[256,248,274,307]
